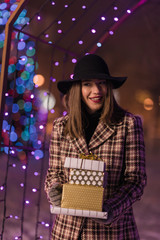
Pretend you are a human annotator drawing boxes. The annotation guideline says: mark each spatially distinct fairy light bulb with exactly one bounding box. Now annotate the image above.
[91,29,96,33]
[114,17,119,22]
[101,16,106,21]
[109,30,114,35]
[37,14,41,21]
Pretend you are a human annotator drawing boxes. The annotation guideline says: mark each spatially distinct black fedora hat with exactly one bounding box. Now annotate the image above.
[57,54,127,94]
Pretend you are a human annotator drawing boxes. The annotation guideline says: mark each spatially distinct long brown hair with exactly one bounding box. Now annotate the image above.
[64,81,125,138]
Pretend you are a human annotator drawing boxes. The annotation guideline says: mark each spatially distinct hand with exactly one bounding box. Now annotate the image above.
[92,205,113,225]
[48,182,62,207]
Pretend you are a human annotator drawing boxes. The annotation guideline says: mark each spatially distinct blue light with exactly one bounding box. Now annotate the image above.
[0,3,7,10]
[10,3,18,12]
[19,55,28,65]
[18,41,26,50]
[12,103,19,113]
[24,102,32,112]
[2,120,8,130]
[34,150,44,159]
[16,85,25,94]
[10,131,18,142]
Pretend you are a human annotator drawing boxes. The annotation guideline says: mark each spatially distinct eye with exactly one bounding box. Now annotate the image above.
[82,81,91,86]
[99,80,106,85]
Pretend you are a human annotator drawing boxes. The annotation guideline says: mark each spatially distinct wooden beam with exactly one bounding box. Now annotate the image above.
[0,0,29,145]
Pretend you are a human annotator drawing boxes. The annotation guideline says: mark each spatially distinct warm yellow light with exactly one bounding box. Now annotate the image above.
[135,90,151,104]
[144,98,154,111]
[33,74,45,87]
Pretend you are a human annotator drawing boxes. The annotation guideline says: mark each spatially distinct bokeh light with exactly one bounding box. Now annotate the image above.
[144,98,154,111]
[33,74,45,87]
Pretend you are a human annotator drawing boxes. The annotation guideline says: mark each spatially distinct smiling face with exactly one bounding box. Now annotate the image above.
[81,79,108,114]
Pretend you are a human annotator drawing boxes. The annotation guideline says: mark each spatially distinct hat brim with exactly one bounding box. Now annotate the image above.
[57,73,127,94]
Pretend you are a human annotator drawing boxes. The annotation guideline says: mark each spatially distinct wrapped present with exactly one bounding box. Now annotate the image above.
[50,205,108,219]
[69,169,104,187]
[50,154,108,219]
[61,183,104,211]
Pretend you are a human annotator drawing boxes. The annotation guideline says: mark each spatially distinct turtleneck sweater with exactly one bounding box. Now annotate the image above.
[84,110,101,145]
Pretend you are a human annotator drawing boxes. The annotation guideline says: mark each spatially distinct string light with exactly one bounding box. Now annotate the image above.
[37,13,41,21]
[0,1,149,239]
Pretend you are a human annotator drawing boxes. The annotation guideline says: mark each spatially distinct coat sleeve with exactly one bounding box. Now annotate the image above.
[44,119,67,199]
[104,115,147,223]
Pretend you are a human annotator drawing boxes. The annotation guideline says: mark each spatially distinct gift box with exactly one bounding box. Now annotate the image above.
[61,183,104,211]
[50,205,108,219]
[50,154,108,219]
[69,169,104,187]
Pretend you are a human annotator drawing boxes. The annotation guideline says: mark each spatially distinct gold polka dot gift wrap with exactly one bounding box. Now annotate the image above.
[61,184,104,212]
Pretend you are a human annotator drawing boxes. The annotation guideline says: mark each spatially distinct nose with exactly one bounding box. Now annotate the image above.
[92,83,101,93]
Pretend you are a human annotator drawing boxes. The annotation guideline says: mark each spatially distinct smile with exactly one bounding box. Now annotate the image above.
[89,96,103,103]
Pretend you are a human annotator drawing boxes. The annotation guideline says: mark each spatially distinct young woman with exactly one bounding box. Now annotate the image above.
[45,54,147,239]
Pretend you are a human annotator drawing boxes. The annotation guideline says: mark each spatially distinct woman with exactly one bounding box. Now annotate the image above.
[45,54,147,239]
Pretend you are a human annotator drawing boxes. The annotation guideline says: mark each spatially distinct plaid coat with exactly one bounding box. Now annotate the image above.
[45,112,147,240]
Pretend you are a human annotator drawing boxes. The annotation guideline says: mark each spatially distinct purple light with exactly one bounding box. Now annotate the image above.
[58,20,61,24]
[25,200,30,204]
[45,223,50,227]
[58,29,62,34]
[48,41,52,44]
[82,5,86,9]
[64,4,68,8]
[12,163,16,167]
[5,112,8,116]
[38,140,42,144]
[44,92,47,96]
[0,186,4,191]
[114,6,118,10]
[51,77,56,82]
[101,16,106,21]
[72,58,77,63]
[72,17,76,22]
[78,40,83,45]
[34,172,39,176]
[50,109,55,114]
[5,92,9,96]
[63,111,67,116]
[51,1,55,5]
[22,165,26,170]
[20,183,24,187]
[114,17,119,22]
[91,29,96,34]
[45,34,49,38]
[70,74,74,79]
[55,61,59,66]
[127,9,131,14]
[15,216,19,219]
[109,30,114,35]
[39,125,44,129]
[30,114,34,118]
[30,94,34,99]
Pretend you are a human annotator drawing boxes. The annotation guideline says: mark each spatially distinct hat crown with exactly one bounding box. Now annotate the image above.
[73,54,110,79]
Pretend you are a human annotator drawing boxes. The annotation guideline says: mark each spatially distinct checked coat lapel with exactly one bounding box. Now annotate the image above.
[67,121,115,155]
